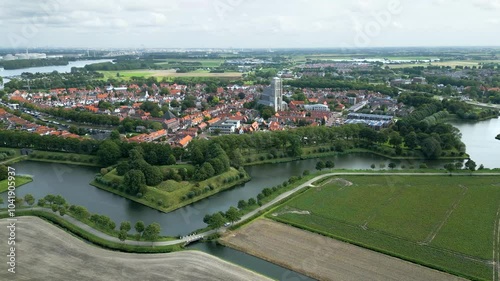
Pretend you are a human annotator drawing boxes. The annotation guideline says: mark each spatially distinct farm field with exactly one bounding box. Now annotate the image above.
[0,217,270,281]
[222,219,466,281]
[270,175,500,281]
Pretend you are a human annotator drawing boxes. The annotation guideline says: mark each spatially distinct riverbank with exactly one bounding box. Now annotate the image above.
[91,168,251,214]
[27,150,101,167]
[0,176,32,193]
[0,217,270,281]
[0,208,182,253]
[243,148,467,167]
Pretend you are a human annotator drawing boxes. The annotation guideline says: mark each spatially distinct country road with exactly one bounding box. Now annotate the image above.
[2,172,500,247]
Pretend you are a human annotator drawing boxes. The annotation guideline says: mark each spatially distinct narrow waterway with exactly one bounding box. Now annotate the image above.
[188,242,315,281]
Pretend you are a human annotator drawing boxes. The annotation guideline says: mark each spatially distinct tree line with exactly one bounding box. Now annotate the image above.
[286,76,399,97]
[0,58,71,70]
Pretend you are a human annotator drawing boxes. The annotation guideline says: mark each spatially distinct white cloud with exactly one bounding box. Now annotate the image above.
[0,0,498,48]
[474,0,500,10]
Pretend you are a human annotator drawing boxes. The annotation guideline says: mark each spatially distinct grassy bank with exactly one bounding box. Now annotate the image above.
[27,150,100,167]
[243,147,467,167]
[0,209,182,253]
[0,176,33,193]
[268,175,500,281]
[92,168,251,213]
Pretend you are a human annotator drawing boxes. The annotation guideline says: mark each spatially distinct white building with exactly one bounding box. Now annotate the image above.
[209,119,241,135]
[304,104,330,112]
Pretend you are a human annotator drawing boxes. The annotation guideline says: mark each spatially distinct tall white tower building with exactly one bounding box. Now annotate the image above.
[258,77,285,112]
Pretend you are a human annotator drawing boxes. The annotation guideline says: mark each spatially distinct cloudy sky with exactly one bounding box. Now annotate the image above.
[0,0,499,49]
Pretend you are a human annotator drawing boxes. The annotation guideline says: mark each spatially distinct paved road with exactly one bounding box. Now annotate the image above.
[466,100,500,110]
[3,172,500,247]
[0,155,28,165]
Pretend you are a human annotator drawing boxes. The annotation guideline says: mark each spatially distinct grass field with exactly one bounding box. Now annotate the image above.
[0,176,33,193]
[270,175,500,281]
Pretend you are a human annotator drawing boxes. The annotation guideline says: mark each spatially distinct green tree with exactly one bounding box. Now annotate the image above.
[120,221,131,232]
[261,107,274,119]
[225,206,241,224]
[116,162,129,176]
[110,130,121,140]
[167,154,176,165]
[59,206,66,216]
[97,140,122,166]
[53,195,66,206]
[325,160,335,169]
[248,198,257,206]
[370,163,376,169]
[389,131,403,148]
[316,160,325,171]
[51,204,58,212]
[143,165,163,186]
[143,223,161,241]
[135,221,145,234]
[73,206,90,219]
[404,131,418,150]
[124,169,146,196]
[118,230,128,242]
[444,163,455,173]
[388,162,397,169]
[24,194,35,208]
[465,159,477,173]
[44,194,55,204]
[237,200,248,209]
[0,165,7,180]
[421,137,442,159]
[208,212,226,229]
[37,198,46,207]
[197,162,215,180]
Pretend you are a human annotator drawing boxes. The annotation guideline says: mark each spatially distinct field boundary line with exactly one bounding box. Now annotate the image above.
[493,205,500,281]
[360,186,405,230]
[420,185,468,245]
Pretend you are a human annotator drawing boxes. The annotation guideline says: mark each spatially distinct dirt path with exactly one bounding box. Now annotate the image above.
[0,217,271,281]
[221,219,467,281]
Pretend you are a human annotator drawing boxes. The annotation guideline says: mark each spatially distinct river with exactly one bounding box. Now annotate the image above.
[0,59,112,87]
[450,117,500,168]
